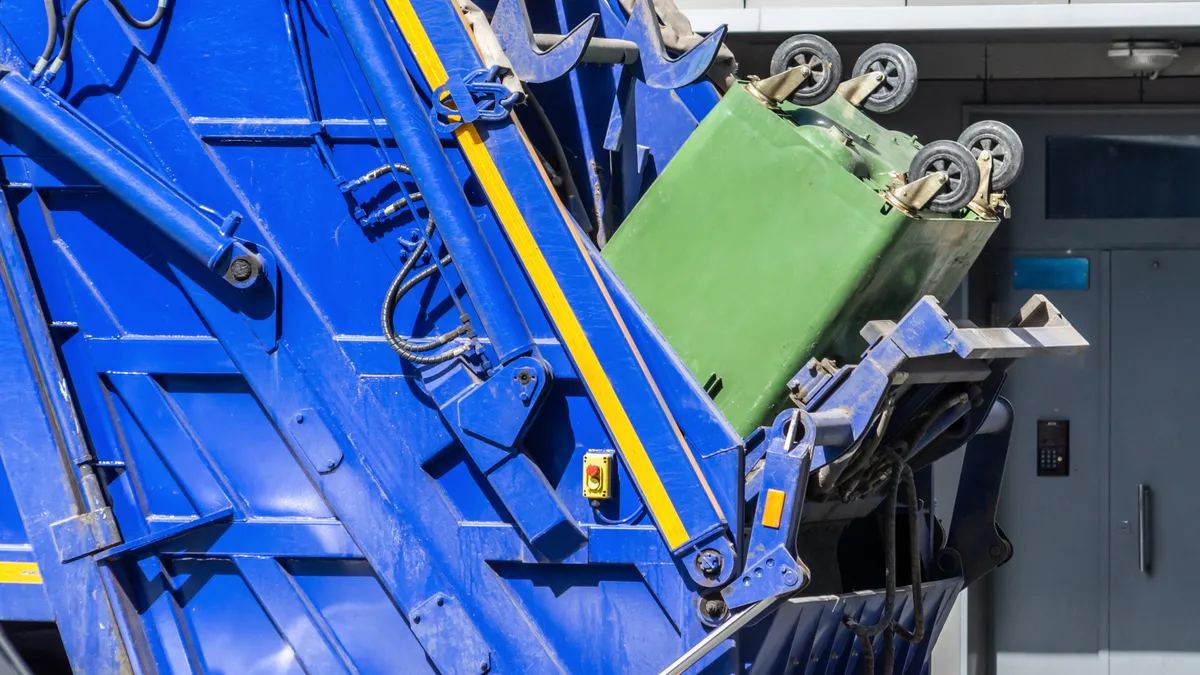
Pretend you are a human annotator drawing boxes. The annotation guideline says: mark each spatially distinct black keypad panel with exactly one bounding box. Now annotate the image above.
[1037,420,1069,477]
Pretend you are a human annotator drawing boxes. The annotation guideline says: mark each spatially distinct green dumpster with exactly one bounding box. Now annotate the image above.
[603,84,999,437]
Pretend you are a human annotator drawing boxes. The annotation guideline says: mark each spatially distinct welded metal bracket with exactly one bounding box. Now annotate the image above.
[603,0,729,153]
[96,507,235,562]
[423,358,587,558]
[721,415,817,611]
[623,0,727,89]
[953,294,1089,359]
[287,408,345,475]
[490,0,599,83]
[49,507,121,563]
[410,593,493,675]
[456,357,547,449]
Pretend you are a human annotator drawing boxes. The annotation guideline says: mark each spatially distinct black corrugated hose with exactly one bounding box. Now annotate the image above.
[380,221,473,364]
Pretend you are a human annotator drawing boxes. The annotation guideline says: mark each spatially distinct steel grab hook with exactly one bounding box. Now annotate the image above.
[622,0,727,89]
[490,0,599,83]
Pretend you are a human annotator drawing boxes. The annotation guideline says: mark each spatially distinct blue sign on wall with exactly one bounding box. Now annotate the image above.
[1013,257,1090,291]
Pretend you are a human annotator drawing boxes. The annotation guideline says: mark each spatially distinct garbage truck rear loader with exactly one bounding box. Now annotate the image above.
[0,1,1083,673]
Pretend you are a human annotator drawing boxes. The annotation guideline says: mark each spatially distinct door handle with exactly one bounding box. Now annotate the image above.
[1139,484,1152,574]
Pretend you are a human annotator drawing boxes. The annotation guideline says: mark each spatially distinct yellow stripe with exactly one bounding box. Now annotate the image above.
[456,126,690,547]
[383,0,691,548]
[0,562,42,585]
[552,162,726,521]
[383,0,450,86]
[511,116,725,521]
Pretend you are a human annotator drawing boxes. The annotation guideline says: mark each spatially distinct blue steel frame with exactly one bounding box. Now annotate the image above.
[0,1,1085,673]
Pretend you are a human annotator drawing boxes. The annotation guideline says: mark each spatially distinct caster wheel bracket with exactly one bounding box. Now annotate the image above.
[748,64,815,106]
[837,71,886,108]
[966,151,1012,220]
[889,171,948,212]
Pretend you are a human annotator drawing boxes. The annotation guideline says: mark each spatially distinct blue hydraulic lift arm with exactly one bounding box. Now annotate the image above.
[343,0,746,586]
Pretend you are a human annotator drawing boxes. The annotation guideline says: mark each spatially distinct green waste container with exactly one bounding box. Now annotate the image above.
[603,84,998,438]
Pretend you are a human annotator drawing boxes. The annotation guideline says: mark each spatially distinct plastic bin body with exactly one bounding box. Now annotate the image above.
[604,87,998,437]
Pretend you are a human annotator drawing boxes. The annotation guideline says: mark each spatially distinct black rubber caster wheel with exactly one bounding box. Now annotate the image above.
[851,43,918,114]
[958,120,1025,191]
[907,140,980,213]
[769,34,843,106]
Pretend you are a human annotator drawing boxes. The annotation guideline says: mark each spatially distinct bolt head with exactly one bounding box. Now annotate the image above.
[701,597,727,619]
[224,253,263,287]
[229,257,254,283]
[294,413,305,424]
[325,459,337,470]
[695,548,723,577]
[989,544,1003,558]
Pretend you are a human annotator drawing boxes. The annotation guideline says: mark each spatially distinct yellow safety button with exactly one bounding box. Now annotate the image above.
[583,452,612,499]
[762,489,786,529]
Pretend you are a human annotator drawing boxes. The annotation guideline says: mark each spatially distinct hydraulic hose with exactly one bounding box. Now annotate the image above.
[331,0,537,364]
[47,0,91,76]
[381,221,473,364]
[33,0,58,76]
[524,91,584,218]
[834,399,896,497]
[843,450,926,675]
[387,256,468,352]
[48,0,171,77]
[346,163,412,191]
[592,503,647,526]
[107,0,169,30]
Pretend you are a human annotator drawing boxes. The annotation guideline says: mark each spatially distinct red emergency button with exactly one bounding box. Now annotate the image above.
[586,464,600,478]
